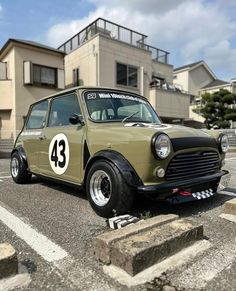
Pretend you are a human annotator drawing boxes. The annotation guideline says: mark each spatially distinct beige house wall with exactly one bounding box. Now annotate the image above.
[13,46,64,136]
[189,105,205,123]
[64,36,98,87]
[65,34,174,100]
[150,88,190,119]
[0,80,13,110]
[200,84,236,95]
[0,49,15,139]
[173,70,189,92]
[189,66,214,96]
[0,44,64,139]
[0,110,12,139]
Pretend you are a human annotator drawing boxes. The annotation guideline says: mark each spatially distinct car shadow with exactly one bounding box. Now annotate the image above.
[29,176,236,218]
[131,189,236,219]
[30,175,87,200]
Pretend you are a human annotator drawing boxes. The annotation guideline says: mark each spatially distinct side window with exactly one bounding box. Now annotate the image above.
[48,94,81,127]
[26,100,48,129]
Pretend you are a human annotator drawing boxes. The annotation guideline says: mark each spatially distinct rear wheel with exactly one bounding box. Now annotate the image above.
[10,152,31,184]
[86,160,134,218]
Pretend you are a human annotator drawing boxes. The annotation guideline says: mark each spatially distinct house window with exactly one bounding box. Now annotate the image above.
[117,63,138,88]
[33,64,56,87]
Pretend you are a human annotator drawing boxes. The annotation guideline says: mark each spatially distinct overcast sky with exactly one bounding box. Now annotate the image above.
[0,0,236,80]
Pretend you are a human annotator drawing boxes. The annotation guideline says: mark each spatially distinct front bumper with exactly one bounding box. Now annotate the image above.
[137,170,229,201]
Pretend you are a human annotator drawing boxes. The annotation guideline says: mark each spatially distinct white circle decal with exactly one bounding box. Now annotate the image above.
[49,133,70,175]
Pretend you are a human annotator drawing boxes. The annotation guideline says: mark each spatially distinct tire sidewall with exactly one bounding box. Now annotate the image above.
[10,152,30,183]
[86,160,122,217]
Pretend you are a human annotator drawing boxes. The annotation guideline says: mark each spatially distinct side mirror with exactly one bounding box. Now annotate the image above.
[69,114,84,126]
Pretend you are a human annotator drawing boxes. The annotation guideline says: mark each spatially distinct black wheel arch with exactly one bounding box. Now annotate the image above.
[11,146,28,167]
[84,150,143,188]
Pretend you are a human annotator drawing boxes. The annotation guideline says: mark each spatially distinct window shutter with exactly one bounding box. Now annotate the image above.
[73,68,80,86]
[0,62,7,80]
[57,69,65,89]
[23,61,33,84]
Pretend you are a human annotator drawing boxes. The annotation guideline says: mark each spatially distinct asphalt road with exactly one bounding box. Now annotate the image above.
[0,153,236,291]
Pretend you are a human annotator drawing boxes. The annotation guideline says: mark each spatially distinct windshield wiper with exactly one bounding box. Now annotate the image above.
[122,111,139,123]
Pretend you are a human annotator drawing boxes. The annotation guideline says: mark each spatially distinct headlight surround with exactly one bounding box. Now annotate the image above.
[219,134,229,153]
[152,133,171,159]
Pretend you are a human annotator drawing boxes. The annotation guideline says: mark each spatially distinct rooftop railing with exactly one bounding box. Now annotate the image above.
[58,18,169,64]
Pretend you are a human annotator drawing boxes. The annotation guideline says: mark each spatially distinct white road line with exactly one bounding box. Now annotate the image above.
[218,190,236,197]
[0,204,68,262]
[0,180,3,182]
[0,176,12,179]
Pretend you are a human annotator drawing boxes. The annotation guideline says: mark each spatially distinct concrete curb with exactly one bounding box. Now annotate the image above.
[94,214,178,264]
[110,219,203,275]
[223,198,236,215]
[0,243,18,279]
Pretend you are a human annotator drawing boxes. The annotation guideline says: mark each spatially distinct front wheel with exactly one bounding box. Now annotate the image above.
[10,152,31,184]
[86,160,134,218]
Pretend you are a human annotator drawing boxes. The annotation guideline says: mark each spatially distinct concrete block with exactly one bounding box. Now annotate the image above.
[94,214,178,264]
[0,243,18,279]
[224,198,236,215]
[110,219,203,276]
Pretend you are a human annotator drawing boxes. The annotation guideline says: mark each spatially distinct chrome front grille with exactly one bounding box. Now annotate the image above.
[165,151,220,181]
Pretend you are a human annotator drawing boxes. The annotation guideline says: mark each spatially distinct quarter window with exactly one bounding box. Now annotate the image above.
[26,100,48,129]
[117,63,138,88]
[48,94,81,127]
[33,64,56,87]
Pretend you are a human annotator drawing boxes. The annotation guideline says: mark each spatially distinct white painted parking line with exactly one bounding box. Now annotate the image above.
[0,180,3,183]
[0,203,110,290]
[0,203,68,262]
[0,176,12,179]
[218,190,236,197]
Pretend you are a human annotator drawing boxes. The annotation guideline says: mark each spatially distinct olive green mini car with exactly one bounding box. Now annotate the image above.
[11,86,231,217]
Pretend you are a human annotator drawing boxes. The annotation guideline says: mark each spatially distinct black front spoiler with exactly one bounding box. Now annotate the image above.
[137,170,228,199]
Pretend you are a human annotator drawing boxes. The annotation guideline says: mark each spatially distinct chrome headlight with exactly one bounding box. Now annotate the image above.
[219,134,229,153]
[152,133,171,159]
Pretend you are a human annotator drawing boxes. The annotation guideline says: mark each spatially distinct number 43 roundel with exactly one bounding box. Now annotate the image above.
[49,133,70,175]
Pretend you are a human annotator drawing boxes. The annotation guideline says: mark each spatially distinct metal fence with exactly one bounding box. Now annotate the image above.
[58,18,169,64]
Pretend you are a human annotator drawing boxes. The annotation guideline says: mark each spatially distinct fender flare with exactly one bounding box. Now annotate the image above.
[11,146,28,166]
[84,150,143,188]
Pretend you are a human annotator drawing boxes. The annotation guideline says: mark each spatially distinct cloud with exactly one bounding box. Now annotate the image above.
[204,40,236,79]
[46,0,236,79]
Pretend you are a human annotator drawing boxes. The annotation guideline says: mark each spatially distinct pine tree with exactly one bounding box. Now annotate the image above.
[194,89,236,129]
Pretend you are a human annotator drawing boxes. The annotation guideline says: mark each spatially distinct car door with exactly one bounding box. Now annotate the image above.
[21,99,49,173]
[37,93,85,184]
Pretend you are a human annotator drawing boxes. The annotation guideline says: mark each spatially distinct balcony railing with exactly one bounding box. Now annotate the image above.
[58,18,169,64]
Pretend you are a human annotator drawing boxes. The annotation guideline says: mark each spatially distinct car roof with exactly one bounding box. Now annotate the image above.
[31,86,147,105]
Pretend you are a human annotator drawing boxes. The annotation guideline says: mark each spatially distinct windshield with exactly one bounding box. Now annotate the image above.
[84,91,161,123]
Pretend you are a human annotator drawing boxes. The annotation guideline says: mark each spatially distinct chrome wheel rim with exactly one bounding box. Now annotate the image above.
[11,157,19,178]
[89,170,112,206]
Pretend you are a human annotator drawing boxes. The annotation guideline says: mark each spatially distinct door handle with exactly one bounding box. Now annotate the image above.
[39,135,46,140]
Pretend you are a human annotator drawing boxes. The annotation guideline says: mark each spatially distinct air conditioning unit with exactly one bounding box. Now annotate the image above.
[150,78,161,87]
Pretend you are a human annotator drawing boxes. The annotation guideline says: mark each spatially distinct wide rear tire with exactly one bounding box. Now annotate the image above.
[10,152,32,184]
